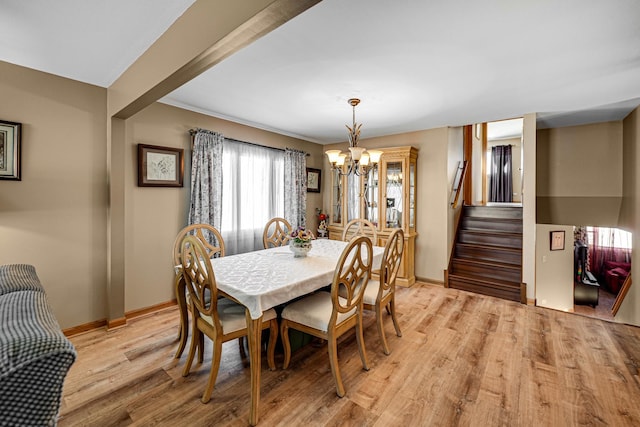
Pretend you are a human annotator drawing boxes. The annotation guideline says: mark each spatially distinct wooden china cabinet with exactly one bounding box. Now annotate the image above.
[327,146,418,287]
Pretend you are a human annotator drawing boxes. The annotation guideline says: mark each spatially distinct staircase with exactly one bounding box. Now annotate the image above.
[446,205,525,303]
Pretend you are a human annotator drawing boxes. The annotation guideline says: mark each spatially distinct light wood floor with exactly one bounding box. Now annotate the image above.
[58,283,640,426]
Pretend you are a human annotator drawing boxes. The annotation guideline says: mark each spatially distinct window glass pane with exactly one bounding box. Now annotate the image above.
[220,140,284,254]
[385,161,402,228]
[331,168,342,224]
[347,172,359,222]
[586,226,633,249]
[409,162,415,228]
[364,168,378,226]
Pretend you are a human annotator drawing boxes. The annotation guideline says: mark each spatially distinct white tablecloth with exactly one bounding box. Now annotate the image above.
[210,239,384,319]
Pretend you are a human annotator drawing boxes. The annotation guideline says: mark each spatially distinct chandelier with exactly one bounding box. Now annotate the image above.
[325,98,382,177]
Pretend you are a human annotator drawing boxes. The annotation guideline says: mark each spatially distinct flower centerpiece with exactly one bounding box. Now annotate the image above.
[289,226,313,257]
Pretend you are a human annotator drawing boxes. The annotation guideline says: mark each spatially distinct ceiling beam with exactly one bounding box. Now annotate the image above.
[108,0,321,119]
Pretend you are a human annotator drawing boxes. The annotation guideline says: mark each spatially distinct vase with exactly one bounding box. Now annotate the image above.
[290,240,312,257]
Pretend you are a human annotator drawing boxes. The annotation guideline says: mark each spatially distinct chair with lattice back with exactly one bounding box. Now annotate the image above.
[341,218,378,244]
[179,235,278,403]
[263,217,292,249]
[280,236,373,397]
[172,224,226,359]
[363,228,404,355]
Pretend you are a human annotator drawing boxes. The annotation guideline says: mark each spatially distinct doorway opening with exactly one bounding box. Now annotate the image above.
[469,118,523,206]
[572,225,632,321]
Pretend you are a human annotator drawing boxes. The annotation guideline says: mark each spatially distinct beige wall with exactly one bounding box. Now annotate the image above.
[616,107,639,324]
[535,224,574,311]
[0,61,108,328]
[124,103,324,311]
[324,127,453,283]
[0,60,323,327]
[536,121,623,226]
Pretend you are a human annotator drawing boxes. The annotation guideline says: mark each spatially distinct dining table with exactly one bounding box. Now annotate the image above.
[176,238,384,426]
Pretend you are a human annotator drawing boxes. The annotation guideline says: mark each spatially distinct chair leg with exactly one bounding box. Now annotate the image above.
[174,318,187,359]
[202,339,223,404]
[267,319,278,371]
[376,303,391,356]
[197,329,205,364]
[182,325,199,377]
[355,310,370,370]
[281,320,292,369]
[238,336,246,358]
[389,297,402,337]
[327,332,346,397]
[174,277,189,359]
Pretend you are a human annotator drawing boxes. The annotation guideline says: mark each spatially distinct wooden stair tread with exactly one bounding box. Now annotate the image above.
[463,215,522,222]
[452,257,521,271]
[448,273,521,288]
[459,229,522,237]
[456,242,522,253]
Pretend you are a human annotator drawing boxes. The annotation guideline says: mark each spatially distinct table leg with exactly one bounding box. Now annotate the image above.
[246,310,262,426]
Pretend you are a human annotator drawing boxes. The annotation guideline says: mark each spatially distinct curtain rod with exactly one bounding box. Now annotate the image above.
[225,137,286,153]
[189,128,309,156]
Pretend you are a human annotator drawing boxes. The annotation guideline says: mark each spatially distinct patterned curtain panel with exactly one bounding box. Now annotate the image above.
[188,130,223,229]
[284,148,307,229]
[574,225,590,270]
[489,145,513,203]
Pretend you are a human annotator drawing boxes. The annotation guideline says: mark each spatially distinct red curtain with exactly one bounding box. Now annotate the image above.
[588,227,632,281]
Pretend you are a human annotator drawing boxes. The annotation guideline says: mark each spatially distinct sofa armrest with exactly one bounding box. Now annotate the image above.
[0,264,45,295]
[0,291,76,426]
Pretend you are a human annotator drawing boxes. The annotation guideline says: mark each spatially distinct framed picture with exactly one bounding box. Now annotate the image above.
[137,144,184,187]
[307,167,321,193]
[0,120,22,181]
[550,230,565,251]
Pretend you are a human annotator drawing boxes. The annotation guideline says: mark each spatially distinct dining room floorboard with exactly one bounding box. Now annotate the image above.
[58,283,640,426]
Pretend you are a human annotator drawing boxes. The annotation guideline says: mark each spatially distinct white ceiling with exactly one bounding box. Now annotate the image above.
[2,0,640,144]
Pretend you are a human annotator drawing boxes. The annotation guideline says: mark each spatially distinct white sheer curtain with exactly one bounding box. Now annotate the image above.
[189,130,223,229]
[220,140,284,254]
[284,148,307,229]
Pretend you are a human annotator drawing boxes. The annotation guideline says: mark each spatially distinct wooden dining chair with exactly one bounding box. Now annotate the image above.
[173,223,226,359]
[179,235,278,403]
[280,236,373,397]
[263,217,292,249]
[363,228,404,355]
[341,218,378,244]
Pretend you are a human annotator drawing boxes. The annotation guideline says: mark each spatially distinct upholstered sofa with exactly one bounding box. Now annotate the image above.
[0,264,76,427]
[603,260,631,294]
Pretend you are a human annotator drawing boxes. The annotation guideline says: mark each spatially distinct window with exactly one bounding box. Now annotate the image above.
[220,140,284,254]
[586,226,633,250]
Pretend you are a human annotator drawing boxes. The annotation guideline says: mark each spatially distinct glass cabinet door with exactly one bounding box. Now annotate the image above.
[409,161,416,229]
[364,167,379,226]
[330,168,342,225]
[346,172,360,222]
[385,161,403,229]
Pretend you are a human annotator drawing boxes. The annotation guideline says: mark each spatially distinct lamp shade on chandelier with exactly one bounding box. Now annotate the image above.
[325,98,382,177]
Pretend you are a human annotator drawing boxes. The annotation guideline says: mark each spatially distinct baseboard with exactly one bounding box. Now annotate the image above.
[63,319,107,337]
[125,300,177,320]
[107,317,127,330]
[416,276,445,286]
[63,300,178,337]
